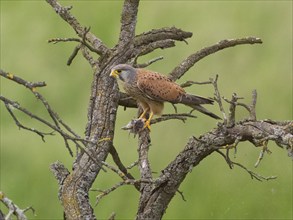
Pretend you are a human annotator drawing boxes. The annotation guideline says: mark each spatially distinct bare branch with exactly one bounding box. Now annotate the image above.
[0,96,60,135]
[216,150,277,181]
[0,69,46,89]
[254,140,270,168]
[133,39,176,58]
[233,161,277,181]
[151,113,197,124]
[50,161,70,185]
[118,92,137,109]
[109,145,139,190]
[48,33,100,54]
[94,178,152,206]
[80,45,97,68]
[136,119,292,219]
[224,93,238,127]
[127,160,139,169]
[4,103,53,141]
[131,27,192,62]
[0,191,35,220]
[249,89,257,121]
[176,189,187,202]
[118,0,140,47]
[101,161,129,181]
[3,1,290,220]
[1,69,80,138]
[223,90,258,122]
[1,95,111,167]
[67,44,82,66]
[180,80,212,88]
[46,0,109,56]
[137,130,152,181]
[121,113,197,135]
[134,27,192,47]
[48,28,102,66]
[169,37,262,81]
[210,75,227,123]
[108,212,116,220]
[134,56,164,68]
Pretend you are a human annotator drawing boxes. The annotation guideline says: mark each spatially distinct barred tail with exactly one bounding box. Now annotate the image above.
[188,104,221,120]
[180,93,214,105]
[178,94,220,119]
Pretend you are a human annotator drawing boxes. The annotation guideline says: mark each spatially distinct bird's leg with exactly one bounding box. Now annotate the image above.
[138,108,149,120]
[143,111,154,130]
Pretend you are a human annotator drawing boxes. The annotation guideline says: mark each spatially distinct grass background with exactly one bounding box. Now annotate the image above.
[0,0,292,219]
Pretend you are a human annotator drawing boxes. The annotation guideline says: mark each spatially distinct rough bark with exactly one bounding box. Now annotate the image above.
[1,1,291,220]
[136,120,293,219]
[30,1,293,219]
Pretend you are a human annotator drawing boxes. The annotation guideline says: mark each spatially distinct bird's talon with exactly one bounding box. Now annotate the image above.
[143,120,151,131]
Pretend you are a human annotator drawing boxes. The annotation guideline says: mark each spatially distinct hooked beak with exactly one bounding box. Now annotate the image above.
[110,70,119,78]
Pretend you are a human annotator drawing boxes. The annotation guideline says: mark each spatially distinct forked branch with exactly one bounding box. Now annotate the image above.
[45,0,109,56]
[0,191,35,220]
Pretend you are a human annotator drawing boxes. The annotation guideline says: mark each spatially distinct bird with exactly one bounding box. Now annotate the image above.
[110,64,220,130]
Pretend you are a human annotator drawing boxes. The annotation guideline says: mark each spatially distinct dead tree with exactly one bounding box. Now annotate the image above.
[0,0,292,219]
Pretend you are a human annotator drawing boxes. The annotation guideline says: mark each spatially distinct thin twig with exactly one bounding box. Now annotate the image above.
[4,103,54,142]
[80,45,97,68]
[210,75,227,123]
[151,113,197,124]
[135,56,164,68]
[171,103,178,113]
[0,69,46,88]
[67,44,81,65]
[46,0,109,56]
[134,27,192,47]
[0,191,35,220]
[1,94,109,170]
[108,212,116,220]
[101,161,129,181]
[223,90,258,121]
[127,160,138,169]
[48,37,100,55]
[180,80,212,88]
[254,140,270,168]
[176,189,187,202]
[216,149,277,181]
[216,150,233,169]
[109,145,140,190]
[134,39,176,57]
[94,179,152,206]
[225,93,238,127]
[233,161,277,181]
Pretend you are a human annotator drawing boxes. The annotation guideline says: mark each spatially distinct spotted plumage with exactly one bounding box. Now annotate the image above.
[110,64,220,129]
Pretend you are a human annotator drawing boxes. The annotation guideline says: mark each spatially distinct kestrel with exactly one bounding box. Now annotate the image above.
[110,64,220,129]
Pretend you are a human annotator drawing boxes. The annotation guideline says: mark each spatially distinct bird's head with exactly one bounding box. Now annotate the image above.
[110,64,136,83]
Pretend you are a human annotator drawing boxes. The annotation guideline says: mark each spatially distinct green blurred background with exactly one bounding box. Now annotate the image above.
[0,0,292,219]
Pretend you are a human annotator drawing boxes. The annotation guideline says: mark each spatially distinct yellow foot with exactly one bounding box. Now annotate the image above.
[143,119,151,131]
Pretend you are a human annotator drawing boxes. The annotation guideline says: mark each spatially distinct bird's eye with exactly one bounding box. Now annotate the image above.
[117,70,121,73]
